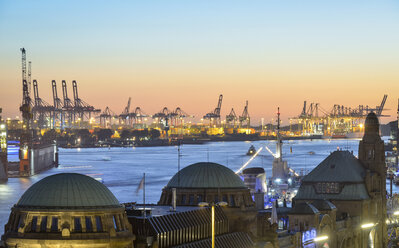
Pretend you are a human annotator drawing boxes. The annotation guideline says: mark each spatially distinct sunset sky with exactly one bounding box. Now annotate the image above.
[1,1,399,124]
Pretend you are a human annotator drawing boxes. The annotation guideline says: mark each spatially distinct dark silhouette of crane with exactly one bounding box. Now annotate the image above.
[170,107,193,126]
[32,80,54,128]
[62,80,74,126]
[99,107,117,128]
[239,101,250,128]
[203,94,223,126]
[52,80,64,128]
[72,80,100,123]
[119,97,131,126]
[226,108,238,128]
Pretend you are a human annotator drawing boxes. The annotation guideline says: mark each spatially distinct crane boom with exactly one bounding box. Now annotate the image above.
[215,94,223,115]
[377,94,388,116]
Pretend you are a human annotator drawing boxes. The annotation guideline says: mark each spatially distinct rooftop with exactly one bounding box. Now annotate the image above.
[16,173,121,208]
[166,162,247,189]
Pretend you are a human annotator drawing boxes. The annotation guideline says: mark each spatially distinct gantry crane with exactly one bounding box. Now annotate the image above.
[52,80,64,128]
[226,108,238,128]
[119,97,131,126]
[72,80,100,123]
[99,107,117,128]
[132,107,148,124]
[294,95,389,136]
[62,80,74,126]
[239,101,250,128]
[32,80,54,129]
[170,107,193,126]
[203,94,223,126]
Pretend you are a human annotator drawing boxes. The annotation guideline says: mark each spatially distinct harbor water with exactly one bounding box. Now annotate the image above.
[0,138,395,235]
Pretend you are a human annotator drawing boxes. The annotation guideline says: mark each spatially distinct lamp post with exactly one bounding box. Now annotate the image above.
[212,204,215,248]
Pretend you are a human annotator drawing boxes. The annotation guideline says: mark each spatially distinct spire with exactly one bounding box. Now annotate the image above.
[275,107,282,160]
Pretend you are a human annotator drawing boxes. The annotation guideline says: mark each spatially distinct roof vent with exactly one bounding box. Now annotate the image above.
[330,164,335,169]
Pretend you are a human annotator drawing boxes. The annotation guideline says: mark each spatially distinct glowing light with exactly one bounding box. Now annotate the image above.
[275,178,281,183]
[394,211,399,215]
[235,147,263,174]
[314,235,328,242]
[264,145,277,158]
[361,223,375,229]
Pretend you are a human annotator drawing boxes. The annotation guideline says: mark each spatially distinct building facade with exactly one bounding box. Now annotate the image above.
[1,173,135,248]
[291,112,387,248]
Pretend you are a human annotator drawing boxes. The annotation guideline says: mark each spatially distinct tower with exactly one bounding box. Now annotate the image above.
[358,112,387,248]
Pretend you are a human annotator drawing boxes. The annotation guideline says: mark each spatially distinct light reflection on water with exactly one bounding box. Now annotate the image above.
[0,138,394,235]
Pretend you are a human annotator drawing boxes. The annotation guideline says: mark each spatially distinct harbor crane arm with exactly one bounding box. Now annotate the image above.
[122,97,131,115]
[239,101,249,121]
[214,94,223,115]
[33,80,40,106]
[377,94,388,116]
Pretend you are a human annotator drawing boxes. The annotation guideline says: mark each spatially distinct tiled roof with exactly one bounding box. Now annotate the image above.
[302,151,365,183]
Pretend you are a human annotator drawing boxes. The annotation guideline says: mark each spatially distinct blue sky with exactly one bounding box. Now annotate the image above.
[1,1,399,122]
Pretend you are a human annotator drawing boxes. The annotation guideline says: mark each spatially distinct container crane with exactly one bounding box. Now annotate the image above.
[52,80,64,128]
[119,97,131,126]
[72,80,100,123]
[99,107,117,128]
[226,108,238,128]
[32,80,54,128]
[203,94,223,126]
[239,101,250,128]
[170,107,193,126]
[62,80,74,126]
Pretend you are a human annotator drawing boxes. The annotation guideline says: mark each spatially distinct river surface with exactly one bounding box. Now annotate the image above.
[0,138,395,235]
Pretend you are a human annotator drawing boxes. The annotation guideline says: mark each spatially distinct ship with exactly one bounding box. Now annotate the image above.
[246,145,256,156]
[267,108,302,205]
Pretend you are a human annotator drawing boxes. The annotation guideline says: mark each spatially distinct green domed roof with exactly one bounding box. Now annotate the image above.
[17,173,120,208]
[166,162,247,189]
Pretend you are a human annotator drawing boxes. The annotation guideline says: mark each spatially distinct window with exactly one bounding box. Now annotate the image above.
[17,215,24,231]
[14,214,20,231]
[74,217,82,232]
[188,194,194,205]
[214,195,219,203]
[197,194,203,203]
[31,216,37,232]
[95,216,103,232]
[51,217,58,232]
[40,216,47,232]
[85,217,93,232]
[230,195,235,207]
[181,194,186,205]
[315,182,340,194]
[113,215,118,231]
[222,195,228,202]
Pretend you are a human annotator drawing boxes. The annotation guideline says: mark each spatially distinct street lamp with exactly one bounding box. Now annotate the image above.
[303,235,329,247]
[361,222,379,248]
[212,204,215,248]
